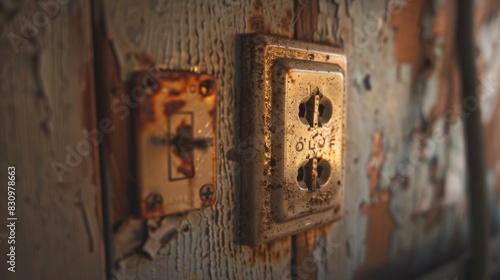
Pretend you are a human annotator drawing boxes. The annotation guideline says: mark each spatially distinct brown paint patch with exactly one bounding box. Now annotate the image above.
[428,0,461,126]
[388,0,427,84]
[366,132,384,195]
[292,225,331,280]
[355,132,396,276]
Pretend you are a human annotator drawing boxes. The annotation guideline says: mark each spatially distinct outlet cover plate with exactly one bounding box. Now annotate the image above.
[240,34,346,245]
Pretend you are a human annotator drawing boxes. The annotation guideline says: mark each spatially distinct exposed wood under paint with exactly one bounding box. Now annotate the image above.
[0,0,106,279]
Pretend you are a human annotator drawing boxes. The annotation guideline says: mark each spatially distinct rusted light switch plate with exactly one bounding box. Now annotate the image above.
[240,34,346,245]
[134,71,216,219]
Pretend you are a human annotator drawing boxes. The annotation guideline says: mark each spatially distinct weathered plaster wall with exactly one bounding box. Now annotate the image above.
[2,0,500,279]
[104,0,473,279]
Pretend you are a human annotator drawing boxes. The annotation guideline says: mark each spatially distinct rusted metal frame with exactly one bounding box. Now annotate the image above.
[456,0,489,278]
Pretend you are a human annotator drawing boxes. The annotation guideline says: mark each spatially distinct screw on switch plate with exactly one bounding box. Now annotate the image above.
[199,184,216,206]
[145,193,163,212]
[240,34,346,245]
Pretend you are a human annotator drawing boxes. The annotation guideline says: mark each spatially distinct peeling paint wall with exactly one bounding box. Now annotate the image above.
[101,0,482,279]
[3,0,500,279]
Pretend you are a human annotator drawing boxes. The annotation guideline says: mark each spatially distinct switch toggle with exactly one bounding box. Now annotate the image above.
[134,71,217,218]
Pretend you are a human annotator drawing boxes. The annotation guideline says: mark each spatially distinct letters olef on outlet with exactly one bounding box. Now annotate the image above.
[240,34,347,245]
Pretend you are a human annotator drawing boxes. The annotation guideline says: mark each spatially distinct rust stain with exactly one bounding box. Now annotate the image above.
[247,0,270,34]
[355,132,396,276]
[252,0,263,10]
[140,201,164,218]
[280,8,293,33]
[293,225,331,280]
[248,14,270,34]
[172,119,194,178]
[164,100,186,115]
[388,0,427,84]
[243,236,290,265]
[134,70,217,134]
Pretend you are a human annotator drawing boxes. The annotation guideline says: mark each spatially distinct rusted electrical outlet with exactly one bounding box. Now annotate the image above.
[134,71,217,219]
[240,34,346,245]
